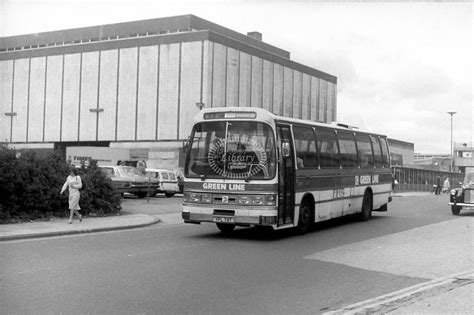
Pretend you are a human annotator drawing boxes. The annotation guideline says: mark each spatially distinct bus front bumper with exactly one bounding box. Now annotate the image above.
[182,205,278,226]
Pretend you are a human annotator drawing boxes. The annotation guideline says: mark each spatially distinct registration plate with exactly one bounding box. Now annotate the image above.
[212,216,234,223]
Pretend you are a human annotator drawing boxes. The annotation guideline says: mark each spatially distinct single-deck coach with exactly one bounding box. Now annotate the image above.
[182,107,392,234]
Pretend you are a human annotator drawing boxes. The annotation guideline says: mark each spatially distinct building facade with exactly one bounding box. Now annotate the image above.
[454,142,474,173]
[387,138,414,167]
[0,15,337,168]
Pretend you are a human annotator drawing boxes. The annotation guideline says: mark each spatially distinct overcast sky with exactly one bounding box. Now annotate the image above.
[1,0,472,154]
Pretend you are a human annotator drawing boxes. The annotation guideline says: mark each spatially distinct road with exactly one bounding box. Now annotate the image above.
[1,194,468,314]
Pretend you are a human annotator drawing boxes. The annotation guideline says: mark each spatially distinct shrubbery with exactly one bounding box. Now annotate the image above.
[75,162,122,216]
[0,145,121,223]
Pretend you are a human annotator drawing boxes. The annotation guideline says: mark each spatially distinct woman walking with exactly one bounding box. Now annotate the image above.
[60,168,83,224]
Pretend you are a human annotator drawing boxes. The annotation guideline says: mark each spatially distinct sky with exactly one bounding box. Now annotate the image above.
[1,0,473,154]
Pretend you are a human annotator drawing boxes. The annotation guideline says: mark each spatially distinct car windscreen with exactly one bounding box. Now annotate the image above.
[145,171,158,178]
[464,173,474,186]
[185,121,276,180]
[118,167,143,177]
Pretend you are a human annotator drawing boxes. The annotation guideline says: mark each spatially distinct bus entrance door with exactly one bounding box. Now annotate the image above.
[277,125,295,226]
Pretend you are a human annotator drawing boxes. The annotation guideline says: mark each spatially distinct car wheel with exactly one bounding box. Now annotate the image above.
[136,192,147,199]
[165,192,175,198]
[216,223,235,234]
[451,205,462,215]
[360,191,373,221]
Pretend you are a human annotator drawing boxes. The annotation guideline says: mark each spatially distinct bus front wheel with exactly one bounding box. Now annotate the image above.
[216,223,235,234]
[296,201,312,234]
[360,192,373,221]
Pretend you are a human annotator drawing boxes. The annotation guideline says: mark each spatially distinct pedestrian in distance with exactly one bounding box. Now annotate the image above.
[435,175,442,195]
[60,167,83,224]
[443,177,450,193]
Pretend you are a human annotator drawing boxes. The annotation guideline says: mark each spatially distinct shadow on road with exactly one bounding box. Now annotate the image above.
[189,214,390,242]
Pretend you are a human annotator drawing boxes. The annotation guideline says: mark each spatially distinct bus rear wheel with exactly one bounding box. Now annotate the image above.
[216,223,235,234]
[360,192,373,221]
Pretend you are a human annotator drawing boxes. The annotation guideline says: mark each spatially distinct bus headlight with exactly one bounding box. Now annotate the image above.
[265,195,276,206]
[201,194,212,203]
[239,196,250,205]
[185,192,212,203]
[252,196,264,205]
[450,189,457,196]
[185,192,200,203]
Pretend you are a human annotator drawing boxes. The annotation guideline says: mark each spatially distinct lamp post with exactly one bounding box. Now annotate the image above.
[447,111,456,171]
[196,102,205,110]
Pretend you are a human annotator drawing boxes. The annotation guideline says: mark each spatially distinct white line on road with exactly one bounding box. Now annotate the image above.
[323,269,474,314]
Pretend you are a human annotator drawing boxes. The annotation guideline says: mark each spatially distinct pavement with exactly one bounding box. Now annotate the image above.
[0,213,162,241]
[1,192,473,314]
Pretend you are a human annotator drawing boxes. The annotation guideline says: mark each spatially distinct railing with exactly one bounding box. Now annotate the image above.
[392,166,464,192]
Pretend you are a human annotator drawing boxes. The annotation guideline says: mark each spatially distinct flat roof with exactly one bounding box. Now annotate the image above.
[0,14,289,59]
[388,138,414,148]
[0,15,337,84]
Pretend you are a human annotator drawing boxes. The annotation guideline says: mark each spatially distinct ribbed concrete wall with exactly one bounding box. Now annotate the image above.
[1,39,336,145]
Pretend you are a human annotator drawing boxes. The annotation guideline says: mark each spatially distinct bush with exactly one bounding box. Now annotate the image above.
[76,161,122,216]
[0,146,121,223]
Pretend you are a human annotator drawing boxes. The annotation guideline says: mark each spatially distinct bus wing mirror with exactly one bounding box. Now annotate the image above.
[281,141,290,158]
[182,136,191,153]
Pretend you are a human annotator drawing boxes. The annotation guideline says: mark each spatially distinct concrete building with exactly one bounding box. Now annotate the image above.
[414,153,450,161]
[0,15,337,168]
[454,142,474,173]
[387,138,414,167]
[413,142,474,173]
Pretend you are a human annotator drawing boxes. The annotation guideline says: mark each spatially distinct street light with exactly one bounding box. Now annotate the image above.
[447,111,456,171]
[196,102,205,110]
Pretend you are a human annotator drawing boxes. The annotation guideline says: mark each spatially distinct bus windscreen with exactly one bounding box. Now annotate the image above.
[185,121,276,180]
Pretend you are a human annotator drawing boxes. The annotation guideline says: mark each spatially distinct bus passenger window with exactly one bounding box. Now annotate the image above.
[315,128,339,169]
[370,135,383,167]
[338,131,358,168]
[380,137,390,167]
[356,133,374,168]
[293,126,318,169]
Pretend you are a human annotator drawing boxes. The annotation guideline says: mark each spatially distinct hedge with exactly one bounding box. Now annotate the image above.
[0,145,121,223]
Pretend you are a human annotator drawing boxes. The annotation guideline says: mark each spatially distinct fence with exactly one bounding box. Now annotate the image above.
[392,166,464,192]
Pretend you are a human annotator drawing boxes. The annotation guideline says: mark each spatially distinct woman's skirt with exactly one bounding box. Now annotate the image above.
[68,190,81,210]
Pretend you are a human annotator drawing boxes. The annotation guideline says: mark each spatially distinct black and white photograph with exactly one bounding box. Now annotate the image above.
[1,0,473,314]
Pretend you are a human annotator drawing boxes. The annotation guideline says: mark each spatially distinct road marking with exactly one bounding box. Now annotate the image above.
[323,269,474,314]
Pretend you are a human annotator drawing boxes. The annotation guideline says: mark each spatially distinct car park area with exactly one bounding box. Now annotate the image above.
[144,168,180,197]
[99,165,159,198]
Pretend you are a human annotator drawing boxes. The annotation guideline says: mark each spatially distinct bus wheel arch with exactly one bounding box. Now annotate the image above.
[360,188,373,221]
[296,194,315,234]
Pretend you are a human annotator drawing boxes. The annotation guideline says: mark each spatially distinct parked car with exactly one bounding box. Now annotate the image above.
[99,165,158,198]
[449,171,474,215]
[144,168,180,197]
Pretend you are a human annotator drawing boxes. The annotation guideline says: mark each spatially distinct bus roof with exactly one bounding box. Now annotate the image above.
[194,107,387,137]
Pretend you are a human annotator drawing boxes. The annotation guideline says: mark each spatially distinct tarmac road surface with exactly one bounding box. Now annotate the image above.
[1,193,472,314]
